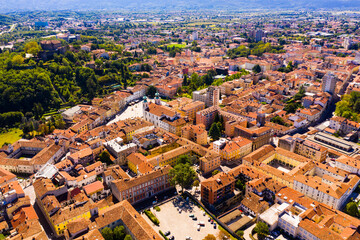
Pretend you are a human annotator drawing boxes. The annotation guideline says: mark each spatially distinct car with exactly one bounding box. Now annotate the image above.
[164,231,171,236]
[213,223,217,229]
[197,225,201,231]
[203,212,206,216]
[179,209,182,213]
[198,221,205,226]
[208,217,211,222]
[210,219,213,224]
[189,214,194,218]
[186,237,192,240]
[193,217,197,220]
[169,236,175,240]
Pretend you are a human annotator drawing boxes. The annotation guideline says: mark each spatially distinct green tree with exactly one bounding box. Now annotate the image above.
[124,235,133,240]
[146,85,157,98]
[193,180,200,191]
[344,201,359,217]
[253,222,269,240]
[176,155,192,165]
[212,170,220,176]
[183,74,188,86]
[12,55,24,66]
[114,225,126,240]
[169,163,197,192]
[209,122,221,140]
[236,230,244,238]
[252,64,261,73]
[24,41,42,55]
[99,151,112,164]
[101,227,114,240]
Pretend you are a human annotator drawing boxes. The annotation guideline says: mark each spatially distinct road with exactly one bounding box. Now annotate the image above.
[0,23,16,36]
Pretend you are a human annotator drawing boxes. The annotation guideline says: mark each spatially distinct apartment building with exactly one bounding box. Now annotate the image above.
[192,86,220,107]
[278,135,328,162]
[234,125,272,151]
[212,137,252,164]
[201,172,235,207]
[329,116,360,135]
[110,165,172,204]
[293,173,360,210]
[181,124,208,145]
[178,100,205,120]
[335,155,360,174]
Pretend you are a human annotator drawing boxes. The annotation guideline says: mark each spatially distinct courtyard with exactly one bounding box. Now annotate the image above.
[143,197,221,240]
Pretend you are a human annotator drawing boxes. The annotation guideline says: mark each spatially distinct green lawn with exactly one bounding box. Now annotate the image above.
[0,128,23,147]
[167,43,187,49]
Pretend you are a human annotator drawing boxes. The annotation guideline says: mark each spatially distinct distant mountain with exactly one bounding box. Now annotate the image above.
[0,0,360,13]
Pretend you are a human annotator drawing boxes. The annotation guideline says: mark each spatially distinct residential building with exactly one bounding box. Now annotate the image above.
[181,124,208,145]
[110,165,172,204]
[201,172,236,207]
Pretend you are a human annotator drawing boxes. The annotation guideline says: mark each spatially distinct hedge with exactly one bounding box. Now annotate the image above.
[144,209,160,226]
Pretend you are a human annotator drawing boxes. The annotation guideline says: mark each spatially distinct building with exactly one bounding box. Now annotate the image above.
[329,116,360,135]
[293,172,360,210]
[181,124,208,145]
[110,165,172,204]
[321,72,337,94]
[234,125,272,151]
[212,137,252,165]
[249,29,265,42]
[335,155,360,175]
[278,135,328,162]
[201,172,236,207]
[92,200,162,240]
[143,96,190,136]
[240,192,269,217]
[192,86,220,107]
[178,101,205,120]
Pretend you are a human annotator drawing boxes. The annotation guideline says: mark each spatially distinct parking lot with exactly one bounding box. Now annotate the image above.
[143,197,220,240]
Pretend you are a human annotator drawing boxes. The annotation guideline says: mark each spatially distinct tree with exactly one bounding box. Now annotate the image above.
[24,41,42,56]
[209,122,221,140]
[193,180,200,191]
[113,225,126,240]
[183,74,188,86]
[12,55,24,66]
[253,222,269,240]
[236,230,244,238]
[99,151,112,164]
[146,85,157,98]
[101,227,114,240]
[124,235,133,240]
[252,64,261,73]
[212,170,220,176]
[169,163,197,192]
[203,234,216,240]
[345,201,359,217]
[176,155,192,165]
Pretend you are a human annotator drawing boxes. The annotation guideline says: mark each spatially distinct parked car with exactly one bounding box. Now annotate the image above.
[208,217,211,222]
[179,209,182,213]
[186,237,192,240]
[164,231,170,236]
[197,225,200,231]
[203,212,206,216]
[213,223,217,229]
[198,221,205,226]
[169,236,174,240]
[189,214,194,218]
[193,217,197,221]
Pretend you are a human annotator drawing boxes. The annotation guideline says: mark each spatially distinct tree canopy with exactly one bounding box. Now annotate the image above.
[169,163,197,192]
